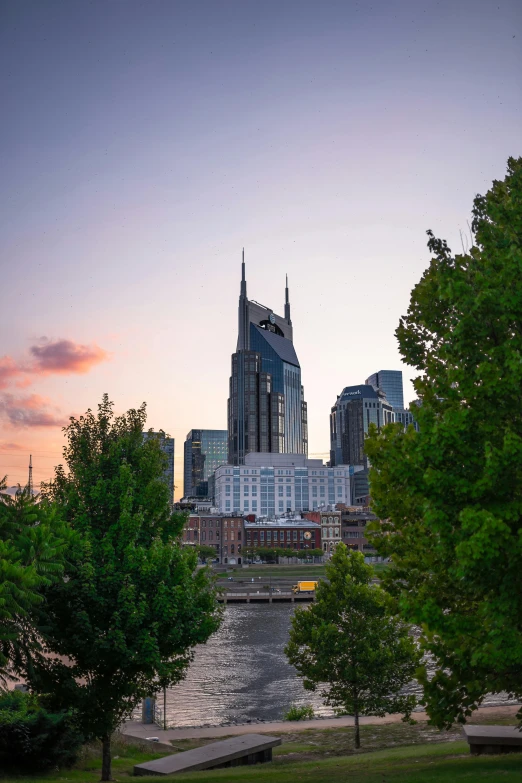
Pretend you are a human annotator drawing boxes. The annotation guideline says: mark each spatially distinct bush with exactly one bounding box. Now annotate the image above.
[0,689,83,771]
[283,703,315,721]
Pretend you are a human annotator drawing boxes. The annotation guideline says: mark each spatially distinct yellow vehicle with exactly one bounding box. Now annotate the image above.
[292,580,318,594]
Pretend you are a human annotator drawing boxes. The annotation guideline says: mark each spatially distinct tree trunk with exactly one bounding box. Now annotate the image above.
[101,734,112,781]
[354,707,360,749]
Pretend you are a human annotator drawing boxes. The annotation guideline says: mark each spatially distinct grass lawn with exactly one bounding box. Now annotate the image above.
[2,713,521,782]
[222,565,327,579]
[3,740,522,783]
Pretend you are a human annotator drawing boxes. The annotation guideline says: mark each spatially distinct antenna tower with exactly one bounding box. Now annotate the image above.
[27,454,33,496]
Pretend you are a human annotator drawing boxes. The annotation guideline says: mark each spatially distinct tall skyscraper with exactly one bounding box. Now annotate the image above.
[227,252,308,465]
[365,370,404,409]
[184,429,228,498]
[142,431,175,502]
[330,385,395,466]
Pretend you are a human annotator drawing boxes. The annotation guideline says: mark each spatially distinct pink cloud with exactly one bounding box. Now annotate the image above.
[0,441,25,450]
[0,356,24,389]
[0,339,110,392]
[0,394,68,428]
[30,339,110,375]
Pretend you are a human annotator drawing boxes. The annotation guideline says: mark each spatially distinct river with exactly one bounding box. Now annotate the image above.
[145,604,517,728]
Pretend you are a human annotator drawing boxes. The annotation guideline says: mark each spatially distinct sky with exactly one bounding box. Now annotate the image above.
[0,0,521,497]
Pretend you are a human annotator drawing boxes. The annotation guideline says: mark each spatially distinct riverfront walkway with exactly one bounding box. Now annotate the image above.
[122,704,520,741]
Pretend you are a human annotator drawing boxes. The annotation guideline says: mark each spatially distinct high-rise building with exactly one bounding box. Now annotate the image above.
[227,252,308,464]
[183,429,228,498]
[365,370,419,432]
[330,385,395,467]
[365,370,404,410]
[143,431,175,502]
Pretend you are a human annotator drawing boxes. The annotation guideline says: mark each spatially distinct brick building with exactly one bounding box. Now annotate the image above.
[181,514,245,564]
[340,506,380,559]
[244,518,321,553]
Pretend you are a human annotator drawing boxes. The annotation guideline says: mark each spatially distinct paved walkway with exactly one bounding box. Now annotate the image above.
[122,704,520,741]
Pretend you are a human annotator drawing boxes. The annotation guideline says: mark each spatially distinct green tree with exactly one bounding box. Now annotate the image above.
[196,544,217,562]
[285,544,419,748]
[0,482,70,682]
[365,157,522,728]
[25,396,221,780]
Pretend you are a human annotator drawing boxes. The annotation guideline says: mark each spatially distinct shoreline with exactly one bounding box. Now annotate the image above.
[122,703,520,741]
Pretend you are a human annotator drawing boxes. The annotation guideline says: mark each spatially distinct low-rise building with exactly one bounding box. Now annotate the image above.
[341,506,382,560]
[244,518,322,554]
[181,513,244,564]
[304,510,342,554]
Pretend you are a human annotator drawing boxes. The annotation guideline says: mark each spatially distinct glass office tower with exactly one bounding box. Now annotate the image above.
[142,432,175,503]
[365,370,404,409]
[227,253,308,465]
[184,429,228,498]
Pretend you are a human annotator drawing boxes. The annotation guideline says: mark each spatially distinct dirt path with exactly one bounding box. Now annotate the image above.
[122,703,520,741]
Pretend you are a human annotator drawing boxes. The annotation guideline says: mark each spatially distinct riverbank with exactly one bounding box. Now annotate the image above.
[123,703,520,741]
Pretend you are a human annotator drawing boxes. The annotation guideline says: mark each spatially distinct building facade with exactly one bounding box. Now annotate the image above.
[228,253,308,465]
[330,385,395,467]
[365,370,404,409]
[142,431,175,503]
[244,518,321,553]
[181,513,245,563]
[304,510,342,554]
[183,429,228,498]
[214,452,361,516]
[340,506,382,560]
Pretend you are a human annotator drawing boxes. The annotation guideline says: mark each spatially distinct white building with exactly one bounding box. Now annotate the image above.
[214,452,363,516]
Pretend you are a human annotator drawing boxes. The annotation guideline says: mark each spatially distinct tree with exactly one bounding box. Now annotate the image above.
[0,482,70,683]
[24,396,221,781]
[285,544,419,748]
[196,544,217,562]
[365,157,522,727]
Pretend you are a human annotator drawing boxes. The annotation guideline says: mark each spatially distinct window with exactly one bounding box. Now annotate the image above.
[252,501,257,511]
[267,531,272,542]
[243,486,249,495]
[244,502,249,511]
[286,487,292,496]
[225,501,231,509]
[231,544,235,554]
[335,528,340,537]
[279,501,284,511]
[293,531,297,541]
[260,531,265,541]
[329,527,333,538]
[209,531,213,541]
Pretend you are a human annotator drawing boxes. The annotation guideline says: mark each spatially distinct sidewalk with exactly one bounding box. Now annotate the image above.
[122,704,520,741]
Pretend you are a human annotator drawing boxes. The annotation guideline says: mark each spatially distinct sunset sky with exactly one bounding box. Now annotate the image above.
[1,0,521,497]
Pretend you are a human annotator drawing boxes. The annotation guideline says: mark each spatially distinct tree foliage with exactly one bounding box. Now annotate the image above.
[285,545,419,748]
[365,157,522,727]
[24,395,221,780]
[0,689,82,772]
[0,482,70,682]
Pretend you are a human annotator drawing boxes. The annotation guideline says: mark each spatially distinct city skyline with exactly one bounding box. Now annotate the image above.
[1,1,521,497]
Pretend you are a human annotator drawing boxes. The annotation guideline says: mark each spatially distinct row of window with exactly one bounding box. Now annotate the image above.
[246,530,316,542]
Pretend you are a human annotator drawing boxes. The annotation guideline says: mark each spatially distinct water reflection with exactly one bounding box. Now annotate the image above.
[148,604,515,728]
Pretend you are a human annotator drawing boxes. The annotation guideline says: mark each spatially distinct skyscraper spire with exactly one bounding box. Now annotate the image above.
[27,454,33,496]
[240,248,246,297]
[237,248,249,351]
[284,273,291,324]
